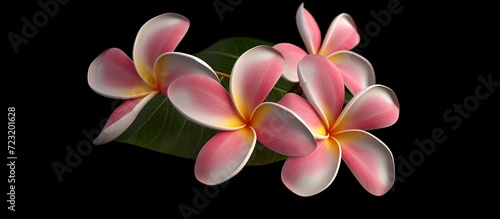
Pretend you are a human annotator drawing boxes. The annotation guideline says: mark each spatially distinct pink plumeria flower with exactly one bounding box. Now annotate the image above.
[167,46,317,185]
[278,54,400,196]
[88,13,218,145]
[274,3,374,95]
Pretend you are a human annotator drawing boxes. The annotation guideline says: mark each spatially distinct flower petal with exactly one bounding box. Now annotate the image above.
[133,13,190,86]
[168,74,245,131]
[155,52,219,96]
[277,93,327,139]
[333,85,400,131]
[281,137,341,197]
[318,13,360,57]
[88,48,155,99]
[273,43,308,82]
[195,127,256,185]
[335,130,395,196]
[298,54,344,128]
[230,45,284,120]
[328,51,375,95]
[93,91,157,145]
[296,3,321,54]
[251,102,316,156]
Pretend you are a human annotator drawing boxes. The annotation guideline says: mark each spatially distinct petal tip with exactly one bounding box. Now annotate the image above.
[93,133,109,145]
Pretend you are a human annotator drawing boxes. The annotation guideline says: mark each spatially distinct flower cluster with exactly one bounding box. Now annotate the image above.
[88,3,400,197]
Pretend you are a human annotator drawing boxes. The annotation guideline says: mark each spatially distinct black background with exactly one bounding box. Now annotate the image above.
[5,0,499,217]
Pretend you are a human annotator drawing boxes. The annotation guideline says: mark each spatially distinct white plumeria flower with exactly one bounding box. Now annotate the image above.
[167,46,317,185]
[88,13,218,145]
[278,54,400,196]
[274,3,375,95]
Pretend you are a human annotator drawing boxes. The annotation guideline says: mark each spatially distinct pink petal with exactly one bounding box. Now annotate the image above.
[273,43,308,82]
[281,137,341,197]
[195,127,256,185]
[298,55,344,128]
[296,3,322,54]
[93,91,157,145]
[230,45,284,120]
[277,93,327,138]
[328,51,375,95]
[133,13,190,86]
[154,52,219,96]
[333,85,400,132]
[335,130,395,196]
[88,48,155,99]
[251,102,316,156]
[318,13,360,57]
[168,74,245,131]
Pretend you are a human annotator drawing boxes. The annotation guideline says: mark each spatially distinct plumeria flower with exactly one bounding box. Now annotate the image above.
[88,13,218,145]
[274,3,374,95]
[278,54,400,196]
[167,45,317,185]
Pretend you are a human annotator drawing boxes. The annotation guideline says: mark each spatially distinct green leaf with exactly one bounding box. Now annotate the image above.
[344,89,353,105]
[194,36,274,74]
[115,94,219,160]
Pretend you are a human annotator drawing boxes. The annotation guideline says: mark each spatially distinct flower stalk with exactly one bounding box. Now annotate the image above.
[215,71,231,79]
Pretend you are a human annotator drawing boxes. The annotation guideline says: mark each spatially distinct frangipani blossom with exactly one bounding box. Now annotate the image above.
[278,54,399,196]
[88,13,218,145]
[274,3,375,95]
[168,46,317,185]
